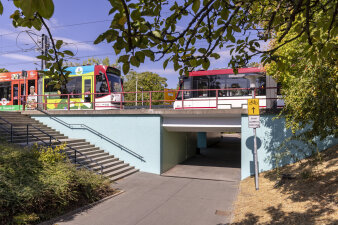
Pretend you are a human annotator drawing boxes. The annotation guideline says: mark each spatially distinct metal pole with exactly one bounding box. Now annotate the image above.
[252,87,259,190]
[38,34,48,109]
[141,87,144,106]
[135,76,138,106]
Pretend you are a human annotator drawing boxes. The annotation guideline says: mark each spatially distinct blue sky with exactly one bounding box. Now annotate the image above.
[0,0,267,88]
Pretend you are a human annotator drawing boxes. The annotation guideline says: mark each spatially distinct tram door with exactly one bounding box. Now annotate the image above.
[11,80,27,105]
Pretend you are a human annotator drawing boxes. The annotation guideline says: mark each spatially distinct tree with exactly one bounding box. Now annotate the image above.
[266,23,337,141]
[0,68,8,73]
[123,71,167,106]
[64,57,120,69]
[1,0,336,77]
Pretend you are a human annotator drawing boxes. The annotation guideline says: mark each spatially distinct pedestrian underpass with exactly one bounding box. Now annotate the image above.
[162,133,241,182]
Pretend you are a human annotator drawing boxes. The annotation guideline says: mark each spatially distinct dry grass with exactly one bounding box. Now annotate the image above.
[232,145,338,225]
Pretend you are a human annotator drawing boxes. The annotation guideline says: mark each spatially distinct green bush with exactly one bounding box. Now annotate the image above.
[0,142,114,224]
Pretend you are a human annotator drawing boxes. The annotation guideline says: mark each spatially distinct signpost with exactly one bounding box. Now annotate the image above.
[248,98,260,190]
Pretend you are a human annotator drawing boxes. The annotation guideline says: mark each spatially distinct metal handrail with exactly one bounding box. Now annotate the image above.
[0,115,103,174]
[36,108,145,162]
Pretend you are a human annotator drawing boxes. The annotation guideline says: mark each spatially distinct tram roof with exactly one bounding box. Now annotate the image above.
[189,67,264,77]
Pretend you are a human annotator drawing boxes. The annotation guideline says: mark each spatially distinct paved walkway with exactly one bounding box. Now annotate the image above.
[52,172,239,225]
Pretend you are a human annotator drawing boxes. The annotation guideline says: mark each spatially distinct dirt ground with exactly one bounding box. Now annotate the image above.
[231,145,338,225]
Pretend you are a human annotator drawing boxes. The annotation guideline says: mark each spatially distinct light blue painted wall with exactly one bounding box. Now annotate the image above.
[32,115,162,174]
[241,114,338,180]
[197,132,207,148]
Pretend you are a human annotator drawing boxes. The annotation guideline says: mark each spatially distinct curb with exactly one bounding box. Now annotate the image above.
[39,189,125,225]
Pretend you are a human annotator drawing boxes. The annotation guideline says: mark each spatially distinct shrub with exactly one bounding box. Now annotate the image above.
[0,141,114,224]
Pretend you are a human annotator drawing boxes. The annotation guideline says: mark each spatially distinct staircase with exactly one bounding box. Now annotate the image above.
[0,111,138,181]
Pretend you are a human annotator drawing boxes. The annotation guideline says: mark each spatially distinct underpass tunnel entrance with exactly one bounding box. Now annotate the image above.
[162,131,241,181]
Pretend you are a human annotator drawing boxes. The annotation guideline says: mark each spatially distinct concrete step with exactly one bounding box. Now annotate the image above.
[110,168,139,181]
[91,159,123,171]
[86,157,119,168]
[66,149,104,157]
[65,146,100,154]
[102,162,127,175]
[105,166,136,179]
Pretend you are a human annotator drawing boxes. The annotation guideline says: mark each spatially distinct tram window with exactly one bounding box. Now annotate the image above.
[176,77,191,100]
[107,73,121,92]
[193,76,209,97]
[44,79,58,92]
[0,82,11,101]
[84,79,91,102]
[28,80,36,94]
[66,76,82,98]
[96,74,109,97]
[256,77,266,96]
[226,78,250,96]
[209,75,227,97]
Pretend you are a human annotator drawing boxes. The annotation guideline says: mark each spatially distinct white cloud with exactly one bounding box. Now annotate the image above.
[3,54,39,62]
[54,36,97,51]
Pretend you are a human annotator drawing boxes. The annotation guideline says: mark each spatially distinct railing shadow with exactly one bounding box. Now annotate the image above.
[35,108,145,162]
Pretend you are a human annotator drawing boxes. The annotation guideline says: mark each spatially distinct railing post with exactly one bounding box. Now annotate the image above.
[67,94,70,111]
[149,91,152,109]
[181,90,184,109]
[120,92,123,109]
[216,89,218,109]
[10,124,13,142]
[50,136,52,145]
[44,95,47,110]
[74,149,77,164]
[23,95,26,111]
[26,124,29,145]
[93,93,96,110]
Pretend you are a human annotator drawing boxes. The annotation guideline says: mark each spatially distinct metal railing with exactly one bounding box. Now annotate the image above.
[20,87,282,111]
[0,114,104,174]
[35,108,145,162]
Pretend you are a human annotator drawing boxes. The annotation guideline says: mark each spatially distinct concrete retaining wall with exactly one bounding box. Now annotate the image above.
[241,114,338,180]
[32,115,162,174]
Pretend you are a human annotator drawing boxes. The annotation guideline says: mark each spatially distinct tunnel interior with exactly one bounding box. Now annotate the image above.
[162,132,241,181]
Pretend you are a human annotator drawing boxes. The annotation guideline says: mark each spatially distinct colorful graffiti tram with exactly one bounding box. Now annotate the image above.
[0,70,38,110]
[0,65,123,111]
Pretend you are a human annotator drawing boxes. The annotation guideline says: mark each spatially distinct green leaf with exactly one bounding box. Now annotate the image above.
[63,50,74,56]
[0,1,3,15]
[198,48,207,54]
[118,16,127,26]
[190,58,198,67]
[152,30,161,38]
[192,0,200,14]
[118,55,129,63]
[163,58,170,70]
[202,59,210,70]
[37,0,54,19]
[55,40,63,50]
[135,51,145,63]
[130,56,140,67]
[122,62,130,75]
[143,50,155,61]
[210,53,220,60]
[20,0,37,18]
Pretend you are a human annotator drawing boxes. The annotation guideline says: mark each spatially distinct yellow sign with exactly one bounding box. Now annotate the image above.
[164,89,176,105]
[248,99,260,115]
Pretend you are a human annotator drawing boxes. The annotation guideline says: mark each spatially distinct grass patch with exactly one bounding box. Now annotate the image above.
[232,144,337,224]
[0,141,115,224]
